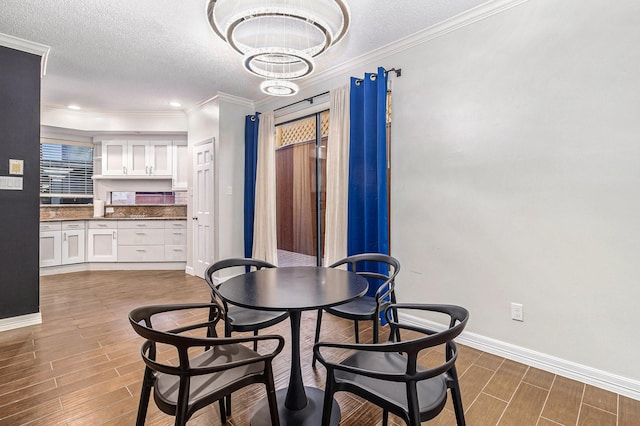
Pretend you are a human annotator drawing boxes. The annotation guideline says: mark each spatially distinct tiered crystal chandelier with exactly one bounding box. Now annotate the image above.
[206,0,350,96]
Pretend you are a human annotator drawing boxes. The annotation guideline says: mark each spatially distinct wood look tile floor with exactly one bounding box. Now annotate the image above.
[1,270,639,425]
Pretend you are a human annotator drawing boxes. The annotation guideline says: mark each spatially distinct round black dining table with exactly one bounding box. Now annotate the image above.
[217,266,369,426]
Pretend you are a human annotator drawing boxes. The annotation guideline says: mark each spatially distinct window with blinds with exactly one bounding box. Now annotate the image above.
[40,142,94,204]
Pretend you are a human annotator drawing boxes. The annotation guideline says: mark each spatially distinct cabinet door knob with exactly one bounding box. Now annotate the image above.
[192,217,198,221]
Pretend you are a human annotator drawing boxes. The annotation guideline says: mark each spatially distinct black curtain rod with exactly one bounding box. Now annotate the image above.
[273,67,401,112]
[354,67,402,84]
[274,91,330,112]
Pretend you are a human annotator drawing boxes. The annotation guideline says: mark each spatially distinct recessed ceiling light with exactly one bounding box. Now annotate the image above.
[169,101,181,108]
[67,104,81,110]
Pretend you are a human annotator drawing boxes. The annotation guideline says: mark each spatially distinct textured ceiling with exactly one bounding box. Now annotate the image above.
[0,0,488,112]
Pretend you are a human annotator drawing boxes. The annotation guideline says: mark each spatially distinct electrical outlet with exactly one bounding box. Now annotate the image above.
[511,303,524,322]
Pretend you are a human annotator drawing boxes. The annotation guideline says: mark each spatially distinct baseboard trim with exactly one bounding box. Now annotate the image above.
[400,313,640,401]
[0,312,42,332]
[40,262,186,276]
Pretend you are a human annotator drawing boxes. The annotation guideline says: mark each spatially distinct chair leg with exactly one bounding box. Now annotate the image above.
[175,378,191,426]
[207,303,216,337]
[321,373,336,426]
[218,399,227,423]
[136,368,154,426]
[253,329,259,351]
[264,364,281,426]
[373,318,379,343]
[225,394,232,417]
[449,376,466,426]
[222,322,233,416]
[392,306,401,342]
[312,309,323,367]
[205,305,216,351]
[354,320,359,343]
[406,381,421,426]
[382,409,389,426]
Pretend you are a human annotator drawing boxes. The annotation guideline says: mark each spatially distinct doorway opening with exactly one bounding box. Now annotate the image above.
[275,111,328,267]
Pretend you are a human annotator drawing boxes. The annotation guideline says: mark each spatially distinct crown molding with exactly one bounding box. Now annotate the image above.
[41,105,187,118]
[188,91,255,114]
[297,0,532,91]
[216,91,255,108]
[0,32,50,77]
[41,106,188,133]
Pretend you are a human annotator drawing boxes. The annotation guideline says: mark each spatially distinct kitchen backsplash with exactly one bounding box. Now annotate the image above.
[40,204,187,220]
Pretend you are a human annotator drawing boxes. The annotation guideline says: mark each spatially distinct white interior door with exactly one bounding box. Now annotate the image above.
[193,139,215,278]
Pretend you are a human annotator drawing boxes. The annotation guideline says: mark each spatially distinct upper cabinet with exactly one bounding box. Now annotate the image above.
[102,140,128,175]
[172,141,188,190]
[101,140,176,178]
[126,140,173,176]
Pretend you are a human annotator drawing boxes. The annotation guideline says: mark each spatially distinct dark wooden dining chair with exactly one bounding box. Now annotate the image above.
[312,253,400,366]
[314,303,469,426]
[129,302,284,426]
[204,258,289,350]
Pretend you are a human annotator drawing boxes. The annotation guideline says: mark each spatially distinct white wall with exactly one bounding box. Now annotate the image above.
[258,0,640,390]
[218,96,255,260]
[389,0,640,383]
[186,94,253,272]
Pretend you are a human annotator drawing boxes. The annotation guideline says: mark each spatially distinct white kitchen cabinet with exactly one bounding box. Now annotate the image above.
[117,220,165,262]
[165,245,187,261]
[126,140,172,176]
[100,140,173,177]
[118,228,165,245]
[147,140,172,176]
[40,222,62,267]
[40,219,187,268]
[164,220,187,261]
[61,221,86,265]
[102,140,128,175]
[172,142,188,190]
[87,221,118,262]
[40,221,86,267]
[164,227,187,245]
[127,140,149,175]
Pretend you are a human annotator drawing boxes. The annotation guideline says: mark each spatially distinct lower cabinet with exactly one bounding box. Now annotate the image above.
[164,220,187,261]
[40,221,86,267]
[40,224,62,267]
[117,220,165,262]
[41,218,186,267]
[87,221,118,262]
[116,220,187,262]
[62,222,86,265]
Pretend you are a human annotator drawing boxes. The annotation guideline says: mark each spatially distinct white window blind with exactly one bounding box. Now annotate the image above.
[40,143,94,197]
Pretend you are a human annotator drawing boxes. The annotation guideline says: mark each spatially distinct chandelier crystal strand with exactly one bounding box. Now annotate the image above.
[206,0,350,96]
[261,80,299,96]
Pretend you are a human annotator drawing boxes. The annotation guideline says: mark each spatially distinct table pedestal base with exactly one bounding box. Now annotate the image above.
[250,387,340,426]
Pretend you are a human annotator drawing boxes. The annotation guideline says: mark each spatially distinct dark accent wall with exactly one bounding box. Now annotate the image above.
[0,46,41,320]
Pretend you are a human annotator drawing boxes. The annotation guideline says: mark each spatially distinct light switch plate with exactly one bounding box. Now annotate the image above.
[0,176,23,190]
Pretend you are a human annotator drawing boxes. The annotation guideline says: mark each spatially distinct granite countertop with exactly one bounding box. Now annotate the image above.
[41,216,187,222]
